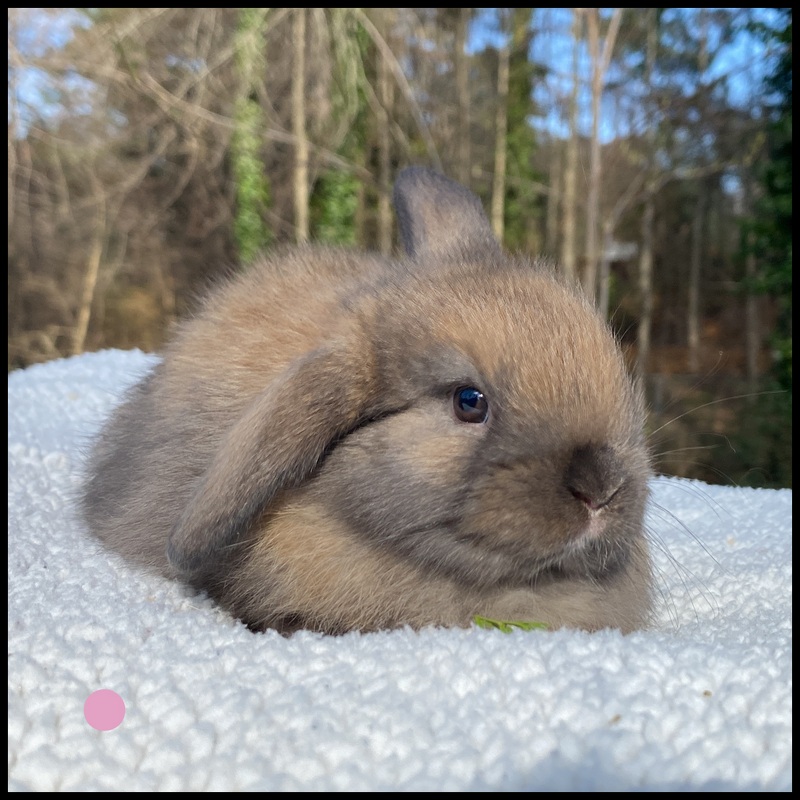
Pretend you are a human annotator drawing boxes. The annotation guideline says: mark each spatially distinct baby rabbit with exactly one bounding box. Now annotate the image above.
[83,167,653,634]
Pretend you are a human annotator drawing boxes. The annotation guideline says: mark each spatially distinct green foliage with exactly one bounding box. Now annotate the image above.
[748,10,792,394]
[232,8,272,263]
[310,170,359,245]
[731,390,793,489]
[502,9,544,253]
[308,13,369,247]
[325,9,369,152]
[735,10,792,488]
[232,99,272,263]
[733,10,792,488]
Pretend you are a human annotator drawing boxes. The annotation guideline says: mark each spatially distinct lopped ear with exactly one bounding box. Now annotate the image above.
[392,166,501,261]
[167,336,384,576]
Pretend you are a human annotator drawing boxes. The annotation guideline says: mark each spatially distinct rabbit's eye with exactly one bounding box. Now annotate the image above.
[453,386,489,423]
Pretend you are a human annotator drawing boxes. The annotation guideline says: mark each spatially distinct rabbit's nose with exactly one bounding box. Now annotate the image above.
[564,444,625,511]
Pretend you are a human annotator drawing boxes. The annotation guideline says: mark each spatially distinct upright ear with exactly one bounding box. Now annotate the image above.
[392,167,501,260]
[167,336,384,576]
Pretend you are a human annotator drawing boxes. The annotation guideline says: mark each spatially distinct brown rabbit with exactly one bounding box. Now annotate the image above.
[83,167,653,634]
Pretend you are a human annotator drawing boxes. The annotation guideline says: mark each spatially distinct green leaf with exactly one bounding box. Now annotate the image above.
[472,616,549,633]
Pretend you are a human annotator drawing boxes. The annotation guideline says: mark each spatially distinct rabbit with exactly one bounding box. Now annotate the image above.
[82,167,653,635]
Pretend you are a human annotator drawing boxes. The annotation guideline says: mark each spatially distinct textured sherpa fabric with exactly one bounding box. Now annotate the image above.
[8,350,792,792]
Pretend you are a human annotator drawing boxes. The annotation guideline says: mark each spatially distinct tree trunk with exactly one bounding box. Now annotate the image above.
[8,96,16,233]
[636,8,658,379]
[687,186,706,372]
[455,8,471,187]
[560,8,582,282]
[545,139,561,257]
[598,219,614,320]
[583,8,622,301]
[491,26,510,242]
[687,10,710,373]
[745,232,761,396]
[638,193,655,377]
[583,9,601,299]
[292,8,309,244]
[232,8,270,262]
[354,148,367,248]
[72,200,106,356]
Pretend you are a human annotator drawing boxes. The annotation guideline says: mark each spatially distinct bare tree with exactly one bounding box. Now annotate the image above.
[545,138,561,256]
[72,181,107,356]
[292,8,309,243]
[687,186,707,372]
[596,169,646,320]
[636,8,659,377]
[744,240,761,395]
[560,8,583,283]
[583,8,622,301]
[491,15,511,242]
[637,195,655,376]
[455,8,472,187]
[686,10,709,373]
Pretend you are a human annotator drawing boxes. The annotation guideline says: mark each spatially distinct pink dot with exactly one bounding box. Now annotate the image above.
[84,689,126,731]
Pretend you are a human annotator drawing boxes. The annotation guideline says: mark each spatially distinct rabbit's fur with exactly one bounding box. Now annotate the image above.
[83,167,653,634]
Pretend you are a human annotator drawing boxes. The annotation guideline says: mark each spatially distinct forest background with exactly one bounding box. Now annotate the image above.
[7,8,792,488]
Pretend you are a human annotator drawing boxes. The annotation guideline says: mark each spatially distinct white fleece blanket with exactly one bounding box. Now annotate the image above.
[8,350,792,792]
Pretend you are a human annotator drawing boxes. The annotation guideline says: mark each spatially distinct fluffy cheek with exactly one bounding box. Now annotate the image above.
[461,462,582,558]
[312,404,484,542]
